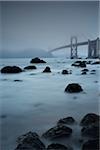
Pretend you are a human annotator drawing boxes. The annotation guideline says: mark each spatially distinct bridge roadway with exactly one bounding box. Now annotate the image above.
[50,41,88,52]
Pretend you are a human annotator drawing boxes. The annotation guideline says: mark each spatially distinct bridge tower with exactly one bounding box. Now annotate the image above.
[88,38,100,58]
[70,36,78,59]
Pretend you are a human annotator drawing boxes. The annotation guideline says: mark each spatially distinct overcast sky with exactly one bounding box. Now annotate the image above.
[0,1,99,56]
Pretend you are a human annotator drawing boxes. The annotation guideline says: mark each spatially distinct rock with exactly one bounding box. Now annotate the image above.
[1,66,22,73]
[80,62,86,68]
[90,70,96,74]
[57,117,75,125]
[15,132,45,150]
[81,125,99,138]
[43,66,51,73]
[82,139,99,150]
[42,125,72,139]
[91,61,100,65]
[65,83,83,93]
[71,61,86,68]
[47,143,69,150]
[14,80,23,82]
[80,113,99,126]
[62,70,69,75]
[30,57,46,63]
[81,71,87,75]
[91,69,96,72]
[24,65,37,70]
[81,69,89,72]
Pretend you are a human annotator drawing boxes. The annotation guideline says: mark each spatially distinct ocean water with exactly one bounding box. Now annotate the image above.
[0,58,99,150]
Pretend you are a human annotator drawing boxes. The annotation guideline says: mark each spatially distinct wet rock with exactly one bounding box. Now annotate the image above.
[82,139,99,150]
[43,66,51,73]
[47,143,69,150]
[24,65,37,70]
[1,66,22,73]
[42,125,72,139]
[81,69,89,72]
[91,69,96,72]
[65,83,83,93]
[81,71,87,75]
[15,132,45,150]
[81,125,99,138]
[90,70,96,74]
[80,62,86,68]
[57,117,75,125]
[71,61,86,68]
[80,113,99,126]
[62,70,69,75]
[14,80,23,82]
[30,57,46,64]
[91,61,100,65]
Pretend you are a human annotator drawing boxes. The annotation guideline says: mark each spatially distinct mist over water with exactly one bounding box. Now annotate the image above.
[0,1,99,54]
[0,1,99,149]
[0,58,99,150]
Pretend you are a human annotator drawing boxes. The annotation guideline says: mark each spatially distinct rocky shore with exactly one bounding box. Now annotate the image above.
[0,57,99,150]
[15,113,99,150]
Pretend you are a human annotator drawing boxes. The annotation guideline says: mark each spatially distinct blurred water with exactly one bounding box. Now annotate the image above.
[0,58,99,150]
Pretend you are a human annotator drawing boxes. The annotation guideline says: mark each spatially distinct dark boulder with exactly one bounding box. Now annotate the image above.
[62,70,69,75]
[42,125,72,139]
[90,70,96,74]
[71,61,86,68]
[91,61,100,65]
[24,65,37,70]
[80,113,99,126]
[65,83,83,93]
[43,66,51,73]
[14,80,23,82]
[15,132,45,150]
[81,71,87,75]
[82,139,99,150]
[47,143,69,150]
[80,62,86,68]
[81,124,99,138]
[91,70,96,72]
[57,117,75,125]
[81,69,89,72]
[1,66,22,73]
[30,57,46,63]
[74,61,82,63]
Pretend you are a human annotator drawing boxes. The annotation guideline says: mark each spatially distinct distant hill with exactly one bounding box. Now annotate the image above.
[0,48,53,58]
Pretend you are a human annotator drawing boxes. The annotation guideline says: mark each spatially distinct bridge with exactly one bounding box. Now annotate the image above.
[50,36,100,59]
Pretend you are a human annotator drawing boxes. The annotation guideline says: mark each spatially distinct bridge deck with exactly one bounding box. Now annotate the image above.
[50,41,88,52]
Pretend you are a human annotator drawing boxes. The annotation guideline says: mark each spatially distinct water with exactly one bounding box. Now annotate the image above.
[0,58,99,150]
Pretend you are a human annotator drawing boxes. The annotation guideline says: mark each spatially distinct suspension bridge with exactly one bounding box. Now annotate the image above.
[50,36,100,59]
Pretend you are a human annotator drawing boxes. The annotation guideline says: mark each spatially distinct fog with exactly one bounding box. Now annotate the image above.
[0,1,99,57]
